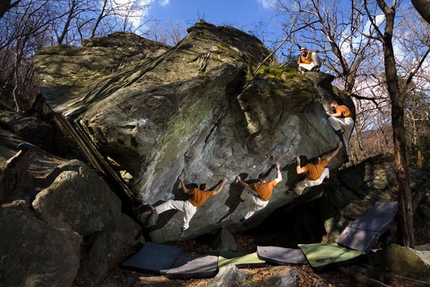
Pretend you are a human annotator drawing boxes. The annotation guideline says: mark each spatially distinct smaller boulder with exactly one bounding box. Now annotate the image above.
[368,243,430,282]
[209,265,246,287]
[208,228,237,251]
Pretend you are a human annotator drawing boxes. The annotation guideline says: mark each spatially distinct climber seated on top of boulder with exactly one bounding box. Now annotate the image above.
[297,46,323,74]
[148,176,227,238]
[294,142,342,195]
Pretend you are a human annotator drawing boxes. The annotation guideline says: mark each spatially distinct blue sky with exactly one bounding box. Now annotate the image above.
[144,0,280,44]
[147,0,276,26]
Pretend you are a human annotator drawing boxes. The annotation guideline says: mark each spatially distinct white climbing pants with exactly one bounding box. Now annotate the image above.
[155,199,196,230]
[328,116,354,155]
[240,188,269,220]
[294,167,330,195]
[299,52,322,71]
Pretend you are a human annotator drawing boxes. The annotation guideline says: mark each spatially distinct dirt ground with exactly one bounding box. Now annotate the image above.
[102,226,430,287]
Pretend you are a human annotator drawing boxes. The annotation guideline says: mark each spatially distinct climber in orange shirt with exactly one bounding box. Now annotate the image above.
[297,46,323,74]
[235,163,282,221]
[149,176,227,238]
[327,101,354,155]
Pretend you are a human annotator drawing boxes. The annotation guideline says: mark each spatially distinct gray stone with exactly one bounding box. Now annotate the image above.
[263,266,298,287]
[32,160,123,237]
[73,231,124,286]
[209,265,246,287]
[0,208,82,287]
[208,228,237,251]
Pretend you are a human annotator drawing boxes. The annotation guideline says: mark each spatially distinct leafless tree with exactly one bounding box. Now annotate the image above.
[0,0,156,112]
[144,19,187,45]
[363,0,430,248]
[275,0,430,247]
[0,0,50,112]
[275,0,377,94]
[89,0,150,38]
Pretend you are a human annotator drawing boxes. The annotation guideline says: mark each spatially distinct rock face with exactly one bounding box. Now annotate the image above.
[33,20,351,243]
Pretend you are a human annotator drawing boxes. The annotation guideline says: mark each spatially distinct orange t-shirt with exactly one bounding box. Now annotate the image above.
[336,105,352,118]
[188,188,215,207]
[303,158,328,181]
[298,55,312,65]
[249,179,277,201]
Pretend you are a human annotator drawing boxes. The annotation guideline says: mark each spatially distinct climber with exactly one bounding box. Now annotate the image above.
[294,142,343,195]
[235,162,282,221]
[148,176,227,238]
[297,46,323,74]
[326,101,354,155]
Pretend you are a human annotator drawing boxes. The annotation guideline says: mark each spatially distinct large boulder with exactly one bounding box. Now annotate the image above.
[33,20,350,242]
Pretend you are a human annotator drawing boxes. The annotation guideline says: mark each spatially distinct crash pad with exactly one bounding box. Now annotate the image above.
[298,243,365,272]
[218,251,267,268]
[165,253,219,279]
[336,226,381,253]
[336,201,398,253]
[120,242,181,274]
[257,246,308,265]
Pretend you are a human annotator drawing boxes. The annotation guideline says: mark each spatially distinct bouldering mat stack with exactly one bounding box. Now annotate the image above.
[120,242,181,274]
[336,201,398,253]
[257,246,307,265]
[165,253,219,279]
[298,243,365,272]
[218,251,267,268]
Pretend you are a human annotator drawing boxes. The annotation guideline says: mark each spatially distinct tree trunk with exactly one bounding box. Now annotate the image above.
[375,0,415,248]
[412,0,430,24]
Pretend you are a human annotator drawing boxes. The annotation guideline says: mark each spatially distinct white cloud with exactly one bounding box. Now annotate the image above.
[112,0,154,29]
[256,0,276,9]
[159,0,170,6]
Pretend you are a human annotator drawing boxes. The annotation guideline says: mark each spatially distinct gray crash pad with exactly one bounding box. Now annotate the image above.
[257,246,307,265]
[165,253,219,279]
[120,242,181,274]
[336,201,398,253]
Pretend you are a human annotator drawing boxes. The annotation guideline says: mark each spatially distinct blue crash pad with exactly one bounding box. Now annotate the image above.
[120,242,181,274]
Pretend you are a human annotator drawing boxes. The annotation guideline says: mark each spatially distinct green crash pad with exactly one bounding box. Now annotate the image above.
[298,243,365,272]
[218,251,267,268]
